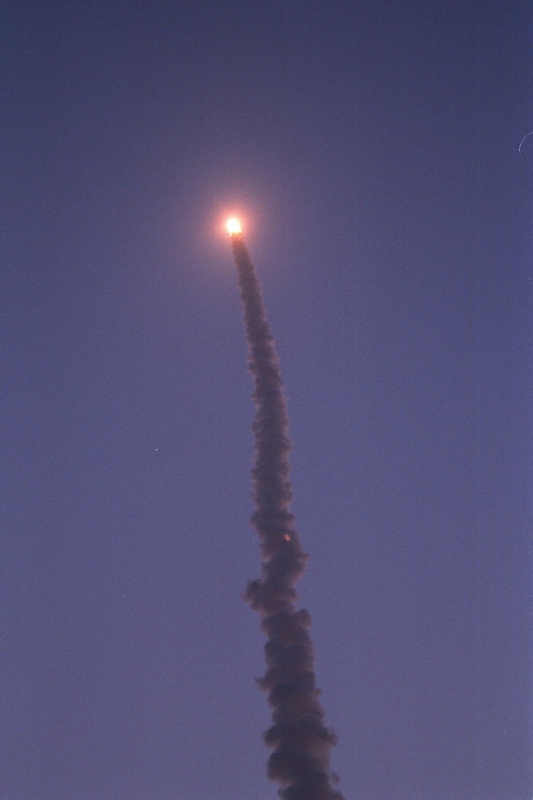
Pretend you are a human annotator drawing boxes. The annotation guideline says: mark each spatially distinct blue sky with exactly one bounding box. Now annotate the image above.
[1,3,532,799]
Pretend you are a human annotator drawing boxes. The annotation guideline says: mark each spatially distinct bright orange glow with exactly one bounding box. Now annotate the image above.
[226,217,242,235]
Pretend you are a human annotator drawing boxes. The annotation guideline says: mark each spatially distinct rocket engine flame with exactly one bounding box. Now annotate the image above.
[226,217,242,235]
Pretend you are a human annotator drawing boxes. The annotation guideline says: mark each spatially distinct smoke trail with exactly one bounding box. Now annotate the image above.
[230,231,343,800]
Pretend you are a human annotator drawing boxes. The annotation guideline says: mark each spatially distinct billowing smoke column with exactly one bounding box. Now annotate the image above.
[229,225,343,800]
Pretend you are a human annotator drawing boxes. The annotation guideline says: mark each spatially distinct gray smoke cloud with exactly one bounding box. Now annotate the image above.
[230,231,343,800]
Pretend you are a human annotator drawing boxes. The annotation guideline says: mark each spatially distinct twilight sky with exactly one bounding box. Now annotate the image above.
[1,3,533,800]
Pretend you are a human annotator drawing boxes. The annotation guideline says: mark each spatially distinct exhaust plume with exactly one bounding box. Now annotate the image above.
[229,229,343,800]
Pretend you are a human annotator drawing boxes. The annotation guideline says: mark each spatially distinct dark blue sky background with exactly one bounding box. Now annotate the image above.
[1,2,533,799]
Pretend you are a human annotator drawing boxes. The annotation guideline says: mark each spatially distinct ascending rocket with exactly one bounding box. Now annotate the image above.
[226,217,242,235]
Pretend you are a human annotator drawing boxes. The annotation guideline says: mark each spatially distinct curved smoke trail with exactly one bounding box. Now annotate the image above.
[230,231,343,800]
